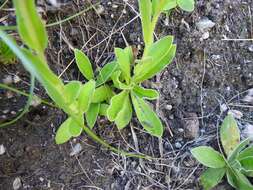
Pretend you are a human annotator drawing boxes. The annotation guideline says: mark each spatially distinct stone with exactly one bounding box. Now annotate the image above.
[70,143,82,156]
[183,113,199,139]
[0,144,6,155]
[13,177,22,190]
[196,18,215,32]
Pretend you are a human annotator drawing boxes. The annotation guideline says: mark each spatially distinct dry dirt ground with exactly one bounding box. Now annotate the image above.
[0,0,253,189]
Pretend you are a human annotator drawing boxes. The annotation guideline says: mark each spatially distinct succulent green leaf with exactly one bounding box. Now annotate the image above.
[115,47,133,83]
[55,118,72,144]
[134,36,176,82]
[13,0,48,54]
[220,114,240,156]
[78,80,96,113]
[99,104,109,116]
[131,92,163,137]
[68,116,84,137]
[55,116,83,144]
[163,0,177,11]
[228,138,251,163]
[107,91,132,129]
[92,85,114,103]
[177,0,195,12]
[74,49,94,80]
[64,81,82,103]
[115,94,132,129]
[238,146,253,161]
[111,70,132,90]
[239,157,253,177]
[200,168,226,190]
[0,41,16,64]
[96,61,118,86]
[133,85,159,100]
[86,103,100,129]
[227,167,253,190]
[138,0,153,46]
[191,146,226,168]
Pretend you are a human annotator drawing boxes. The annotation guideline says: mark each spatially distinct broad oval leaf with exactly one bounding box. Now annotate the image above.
[133,85,159,100]
[78,80,96,113]
[92,85,114,103]
[191,146,225,168]
[68,116,83,137]
[74,49,94,80]
[115,93,132,129]
[96,61,118,86]
[55,117,72,144]
[64,81,82,103]
[200,168,226,190]
[55,116,83,144]
[133,36,176,83]
[220,114,240,157]
[13,0,48,54]
[163,0,177,11]
[131,92,163,137]
[177,0,195,12]
[86,103,100,129]
[107,91,132,129]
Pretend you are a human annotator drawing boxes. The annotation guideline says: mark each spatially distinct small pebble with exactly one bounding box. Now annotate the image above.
[96,4,104,15]
[0,144,6,155]
[165,105,173,111]
[200,31,210,40]
[243,124,253,139]
[196,17,215,32]
[13,177,22,190]
[112,4,118,9]
[183,113,199,139]
[248,45,253,52]
[175,142,182,149]
[70,143,82,156]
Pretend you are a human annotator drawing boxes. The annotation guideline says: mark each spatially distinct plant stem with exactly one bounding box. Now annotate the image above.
[0,75,35,128]
[0,83,56,107]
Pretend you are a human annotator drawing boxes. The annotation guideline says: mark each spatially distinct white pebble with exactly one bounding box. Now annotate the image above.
[0,144,6,155]
[70,143,83,156]
[13,177,22,190]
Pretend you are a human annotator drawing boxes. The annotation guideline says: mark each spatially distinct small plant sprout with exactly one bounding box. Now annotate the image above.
[191,114,253,190]
[0,0,194,157]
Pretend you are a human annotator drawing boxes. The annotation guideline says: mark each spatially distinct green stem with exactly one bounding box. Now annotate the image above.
[0,74,35,128]
[0,83,56,107]
[0,2,100,30]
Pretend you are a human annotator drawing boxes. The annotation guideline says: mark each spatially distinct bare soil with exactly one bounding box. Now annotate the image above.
[0,0,253,189]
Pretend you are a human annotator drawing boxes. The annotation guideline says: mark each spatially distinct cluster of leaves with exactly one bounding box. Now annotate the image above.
[0,41,16,64]
[163,0,195,12]
[191,114,253,190]
[0,0,194,156]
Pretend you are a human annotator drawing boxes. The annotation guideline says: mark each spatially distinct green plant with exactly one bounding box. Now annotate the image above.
[163,0,195,12]
[0,40,16,64]
[0,0,194,157]
[191,114,253,190]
